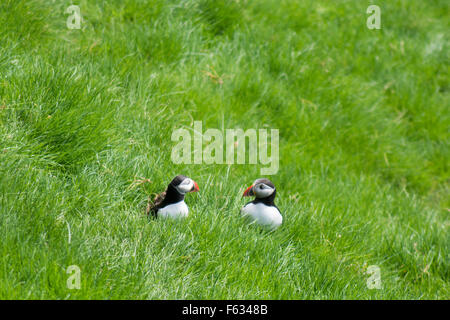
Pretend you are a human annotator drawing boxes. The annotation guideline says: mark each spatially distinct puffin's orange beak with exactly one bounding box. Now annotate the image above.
[243,184,254,197]
[191,181,199,192]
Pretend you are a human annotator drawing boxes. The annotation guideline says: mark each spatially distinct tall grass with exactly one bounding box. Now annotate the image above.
[0,0,448,299]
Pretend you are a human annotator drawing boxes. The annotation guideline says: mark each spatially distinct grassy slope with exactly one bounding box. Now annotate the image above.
[0,0,448,299]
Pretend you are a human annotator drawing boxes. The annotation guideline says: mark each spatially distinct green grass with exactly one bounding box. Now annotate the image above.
[0,0,448,299]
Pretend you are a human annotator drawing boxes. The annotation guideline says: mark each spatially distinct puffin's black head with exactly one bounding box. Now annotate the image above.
[169,175,199,195]
[243,178,276,199]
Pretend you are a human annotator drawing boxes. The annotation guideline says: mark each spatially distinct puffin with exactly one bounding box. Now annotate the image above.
[241,178,282,229]
[147,175,199,219]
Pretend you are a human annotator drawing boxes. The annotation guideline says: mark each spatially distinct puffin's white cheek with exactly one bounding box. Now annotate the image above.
[254,188,274,198]
[177,182,193,194]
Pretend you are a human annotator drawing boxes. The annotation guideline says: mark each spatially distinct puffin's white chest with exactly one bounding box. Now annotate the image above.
[157,201,188,219]
[241,202,282,229]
